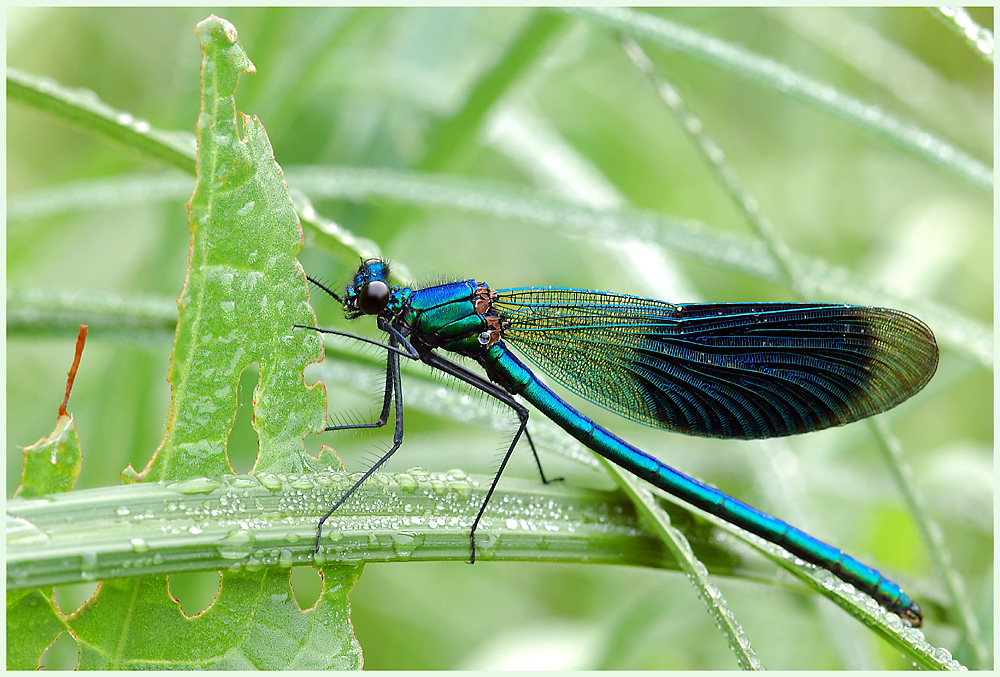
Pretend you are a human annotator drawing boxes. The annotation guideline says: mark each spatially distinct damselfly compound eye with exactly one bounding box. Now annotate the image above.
[358,280,389,314]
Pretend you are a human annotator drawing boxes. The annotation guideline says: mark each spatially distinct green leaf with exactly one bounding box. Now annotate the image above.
[110,14,353,669]
[13,414,83,499]
[8,360,83,669]
[7,589,71,670]
[9,15,361,670]
[70,567,362,669]
[137,15,327,482]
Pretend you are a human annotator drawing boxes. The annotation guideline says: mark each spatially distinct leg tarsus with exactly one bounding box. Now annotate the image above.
[525,429,563,485]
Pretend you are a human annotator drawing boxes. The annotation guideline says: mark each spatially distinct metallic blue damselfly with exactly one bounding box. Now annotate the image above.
[299,258,937,626]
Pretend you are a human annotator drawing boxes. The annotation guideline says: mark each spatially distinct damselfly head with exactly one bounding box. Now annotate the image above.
[344,258,392,316]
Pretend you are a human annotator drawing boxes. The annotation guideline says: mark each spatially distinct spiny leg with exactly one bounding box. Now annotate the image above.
[325,345,394,433]
[314,333,407,552]
[421,352,560,564]
[294,317,419,435]
[424,356,559,485]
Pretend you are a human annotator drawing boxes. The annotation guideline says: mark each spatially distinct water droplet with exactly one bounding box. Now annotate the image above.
[450,479,472,499]
[169,477,225,495]
[931,648,953,664]
[396,473,417,491]
[392,532,414,546]
[257,473,283,491]
[218,529,255,560]
[130,537,150,553]
[391,531,423,558]
[79,551,99,580]
[115,506,131,517]
[476,531,497,552]
[289,477,314,491]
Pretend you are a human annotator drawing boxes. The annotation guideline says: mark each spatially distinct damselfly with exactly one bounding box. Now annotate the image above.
[299,258,937,625]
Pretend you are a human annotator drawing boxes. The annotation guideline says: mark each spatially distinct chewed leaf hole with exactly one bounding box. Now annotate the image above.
[53,580,99,616]
[227,362,260,474]
[290,565,323,611]
[168,570,222,618]
[40,631,79,670]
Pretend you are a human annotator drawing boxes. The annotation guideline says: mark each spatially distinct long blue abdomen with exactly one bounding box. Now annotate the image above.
[481,343,919,621]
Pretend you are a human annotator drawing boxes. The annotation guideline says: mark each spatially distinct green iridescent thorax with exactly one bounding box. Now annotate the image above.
[400,279,504,356]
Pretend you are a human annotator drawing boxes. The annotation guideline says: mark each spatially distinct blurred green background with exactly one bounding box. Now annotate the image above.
[7,7,992,669]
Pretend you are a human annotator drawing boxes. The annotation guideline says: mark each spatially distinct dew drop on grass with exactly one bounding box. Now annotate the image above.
[257,473,283,491]
[218,529,255,560]
[289,476,315,491]
[169,477,225,495]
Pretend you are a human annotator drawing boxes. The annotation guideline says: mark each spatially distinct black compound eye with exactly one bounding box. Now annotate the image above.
[358,280,390,314]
